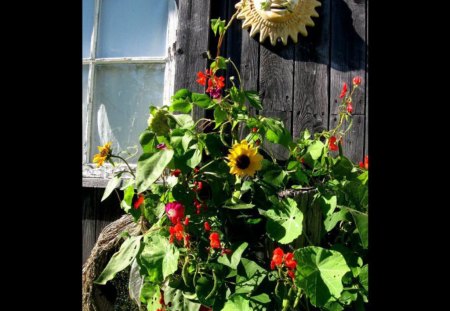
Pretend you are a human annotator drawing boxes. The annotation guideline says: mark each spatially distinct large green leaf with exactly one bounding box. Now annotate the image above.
[235,258,267,294]
[214,106,227,128]
[129,259,144,307]
[101,176,121,202]
[294,246,350,307]
[163,286,201,311]
[140,235,180,282]
[140,283,162,311]
[319,193,337,216]
[136,149,174,193]
[307,141,325,160]
[170,98,193,113]
[218,242,248,270]
[95,235,143,285]
[261,198,303,244]
[192,93,213,109]
[222,295,251,311]
[348,209,368,248]
[244,91,263,110]
[185,147,203,169]
[171,114,195,129]
[324,209,349,232]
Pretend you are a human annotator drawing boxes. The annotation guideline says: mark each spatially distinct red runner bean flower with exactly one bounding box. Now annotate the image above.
[339,82,348,98]
[133,194,145,209]
[165,202,185,224]
[209,232,221,249]
[329,136,339,151]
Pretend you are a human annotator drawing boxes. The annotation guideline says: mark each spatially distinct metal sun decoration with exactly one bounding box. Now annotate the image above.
[236,0,321,46]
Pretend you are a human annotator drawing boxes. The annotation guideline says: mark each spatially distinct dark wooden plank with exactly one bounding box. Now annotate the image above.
[330,114,365,163]
[259,42,294,160]
[82,188,97,265]
[94,188,124,242]
[364,0,369,157]
[293,0,330,139]
[174,0,211,121]
[330,0,366,115]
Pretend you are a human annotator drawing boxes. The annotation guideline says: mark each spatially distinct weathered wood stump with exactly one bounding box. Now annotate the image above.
[82,214,141,311]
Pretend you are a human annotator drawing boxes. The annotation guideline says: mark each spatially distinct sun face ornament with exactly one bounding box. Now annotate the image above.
[235,0,321,46]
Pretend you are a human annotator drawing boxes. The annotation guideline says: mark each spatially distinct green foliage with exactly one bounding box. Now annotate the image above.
[217,242,248,269]
[136,149,174,193]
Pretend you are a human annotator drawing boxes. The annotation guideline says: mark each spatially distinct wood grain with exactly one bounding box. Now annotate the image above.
[174,0,211,121]
[293,0,330,138]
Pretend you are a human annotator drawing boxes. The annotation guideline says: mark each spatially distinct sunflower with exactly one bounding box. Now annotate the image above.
[227,140,263,177]
[93,142,112,167]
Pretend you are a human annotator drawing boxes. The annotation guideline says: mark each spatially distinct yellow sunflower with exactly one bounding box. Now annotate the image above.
[227,140,263,177]
[93,142,112,167]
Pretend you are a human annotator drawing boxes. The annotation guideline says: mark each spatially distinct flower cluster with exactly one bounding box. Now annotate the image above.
[196,69,225,99]
[270,247,297,280]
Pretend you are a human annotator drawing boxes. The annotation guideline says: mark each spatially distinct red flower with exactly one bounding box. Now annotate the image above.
[184,217,190,226]
[209,232,221,249]
[184,234,191,248]
[199,306,212,311]
[194,166,200,174]
[194,181,203,192]
[255,139,261,146]
[207,75,225,92]
[204,221,211,231]
[284,252,297,269]
[347,102,353,114]
[169,223,184,243]
[196,71,208,86]
[359,155,369,170]
[339,82,348,99]
[287,270,295,280]
[171,169,182,177]
[252,127,258,133]
[353,76,362,86]
[133,194,144,209]
[165,202,185,224]
[270,247,284,269]
[329,136,339,151]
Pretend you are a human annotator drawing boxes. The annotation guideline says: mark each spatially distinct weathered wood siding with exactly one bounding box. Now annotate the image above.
[82,0,368,264]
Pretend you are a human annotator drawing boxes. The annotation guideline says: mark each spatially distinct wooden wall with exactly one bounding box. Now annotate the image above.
[82,0,368,264]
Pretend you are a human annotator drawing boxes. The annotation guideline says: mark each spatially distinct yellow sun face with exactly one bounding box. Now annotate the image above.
[93,142,112,167]
[227,140,263,177]
[236,0,321,46]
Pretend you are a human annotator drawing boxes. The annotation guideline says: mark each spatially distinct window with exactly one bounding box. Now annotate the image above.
[82,0,178,181]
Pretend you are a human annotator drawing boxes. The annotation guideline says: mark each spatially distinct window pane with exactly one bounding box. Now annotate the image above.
[97,0,169,58]
[82,65,90,163]
[82,0,95,58]
[91,64,165,162]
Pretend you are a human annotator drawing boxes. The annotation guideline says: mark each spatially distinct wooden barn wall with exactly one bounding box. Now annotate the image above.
[82,0,368,265]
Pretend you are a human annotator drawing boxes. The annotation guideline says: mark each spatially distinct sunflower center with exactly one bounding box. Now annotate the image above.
[236,155,251,169]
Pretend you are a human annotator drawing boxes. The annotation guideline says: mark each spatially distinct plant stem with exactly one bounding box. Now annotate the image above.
[111,155,136,179]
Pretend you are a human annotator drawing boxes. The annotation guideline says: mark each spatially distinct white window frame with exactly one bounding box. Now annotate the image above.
[82,0,178,187]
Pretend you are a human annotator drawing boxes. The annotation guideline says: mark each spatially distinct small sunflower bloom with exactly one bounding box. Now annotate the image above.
[227,140,263,177]
[93,142,112,167]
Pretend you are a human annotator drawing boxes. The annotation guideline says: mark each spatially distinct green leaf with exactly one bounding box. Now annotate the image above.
[140,235,180,282]
[192,92,213,109]
[186,147,203,169]
[222,295,251,311]
[139,130,156,153]
[182,132,195,151]
[324,209,349,232]
[261,198,303,244]
[263,170,287,187]
[235,258,267,294]
[211,18,225,36]
[319,194,337,216]
[223,203,255,210]
[333,156,356,179]
[244,91,263,110]
[171,114,195,128]
[210,56,228,71]
[349,209,368,248]
[95,235,143,285]
[214,106,227,128]
[249,293,271,304]
[101,176,121,202]
[120,183,141,221]
[218,242,248,269]
[294,246,350,307]
[307,141,325,160]
[359,264,368,291]
[129,259,144,308]
[295,169,309,184]
[163,286,201,311]
[170,98,193,113]
[172,88,192,100]
[136,149,174,193]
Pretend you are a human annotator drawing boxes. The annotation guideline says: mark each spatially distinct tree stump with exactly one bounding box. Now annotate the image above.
[82,214,141,311]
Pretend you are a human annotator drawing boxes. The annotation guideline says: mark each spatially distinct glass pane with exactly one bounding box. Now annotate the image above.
[97,0,169,58]
[91,63,165,163]
[82,0,95,58]
[82,65,90,163]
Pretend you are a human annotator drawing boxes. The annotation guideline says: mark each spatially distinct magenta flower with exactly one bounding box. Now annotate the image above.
[165,201,185,224]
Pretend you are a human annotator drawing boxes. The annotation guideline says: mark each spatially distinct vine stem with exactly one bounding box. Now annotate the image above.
[216,8,241,59]
[111,155,136,179]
